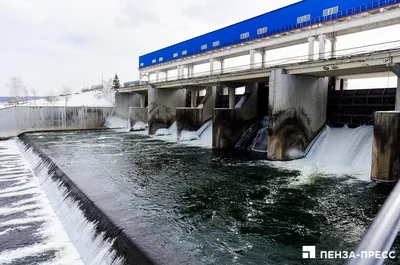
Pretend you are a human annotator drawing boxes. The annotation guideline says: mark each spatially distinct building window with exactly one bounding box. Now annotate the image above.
[173,53,178,58]
[201,44,207,50]
[182,50,187,55]
[257,27,268,35]
[213,41,220,47]
[297,14,311,24]
[140,63,144,67]
[240,32,249,39]
[159,57,163,62]
[323,6,339,16]
[152,59,156,64]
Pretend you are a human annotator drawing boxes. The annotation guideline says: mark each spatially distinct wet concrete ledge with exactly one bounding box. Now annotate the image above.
[18,133,195,265]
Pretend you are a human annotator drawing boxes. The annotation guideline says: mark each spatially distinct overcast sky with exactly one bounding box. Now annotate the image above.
[0,0,399,96]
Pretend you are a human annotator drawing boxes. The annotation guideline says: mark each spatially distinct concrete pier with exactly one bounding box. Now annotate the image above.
[213,83,262,148]
[268,69,328,160]
[115,92,143,119]
[176,86,217,137]
[147,85,186,135]
[397,76,400,110]
[128,107,148,131]
[371,111,400,183]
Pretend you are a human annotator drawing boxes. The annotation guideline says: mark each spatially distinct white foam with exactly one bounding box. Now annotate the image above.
[104,116,128,129]
[267,125,373,183]
[132,121,147,131]
[16,139,125,265]
[0,139,84,265]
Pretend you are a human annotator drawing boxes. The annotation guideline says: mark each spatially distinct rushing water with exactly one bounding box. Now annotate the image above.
[18,129,399,265]
[0,140,83,265]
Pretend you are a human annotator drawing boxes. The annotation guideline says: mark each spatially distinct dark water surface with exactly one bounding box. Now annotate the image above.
[27,130,399,265]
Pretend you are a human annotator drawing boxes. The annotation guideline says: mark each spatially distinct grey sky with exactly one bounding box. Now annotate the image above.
[0,0,398,96]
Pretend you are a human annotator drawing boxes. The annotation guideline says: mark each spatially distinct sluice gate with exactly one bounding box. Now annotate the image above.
[327,88,396,127]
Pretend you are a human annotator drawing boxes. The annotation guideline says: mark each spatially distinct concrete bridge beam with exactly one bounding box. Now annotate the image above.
[210,59,215,75]
[268,68,328,161]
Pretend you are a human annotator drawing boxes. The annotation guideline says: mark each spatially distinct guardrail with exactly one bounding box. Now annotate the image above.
[345,181,400,265]
[142,40,400,84]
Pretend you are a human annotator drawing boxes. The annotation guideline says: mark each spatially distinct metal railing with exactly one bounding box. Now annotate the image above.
[345,181,400,265]
[142,40,400,84]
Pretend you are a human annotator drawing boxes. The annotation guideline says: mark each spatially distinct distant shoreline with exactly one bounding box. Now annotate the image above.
[0,96,45,103]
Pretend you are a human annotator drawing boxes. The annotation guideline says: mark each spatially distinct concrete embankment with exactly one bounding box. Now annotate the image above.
[0,106,116,138]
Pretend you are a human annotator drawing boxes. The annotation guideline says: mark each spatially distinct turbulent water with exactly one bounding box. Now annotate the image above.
[0,140,83,265]
[13,128,398,265]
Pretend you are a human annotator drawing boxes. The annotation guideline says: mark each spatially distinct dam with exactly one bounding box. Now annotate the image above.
[0,128,398,265]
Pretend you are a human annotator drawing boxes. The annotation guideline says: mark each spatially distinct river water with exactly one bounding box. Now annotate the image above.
[15,129,397,265]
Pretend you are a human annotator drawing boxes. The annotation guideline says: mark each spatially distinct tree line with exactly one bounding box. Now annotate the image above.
[4,74,121,106]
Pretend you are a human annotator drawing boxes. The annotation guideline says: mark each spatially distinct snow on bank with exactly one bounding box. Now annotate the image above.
[1,90,115,109]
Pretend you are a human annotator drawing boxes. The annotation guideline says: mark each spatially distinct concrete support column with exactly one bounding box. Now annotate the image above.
[115,92,143,119]
[397,77,400,110]
[210,59,215,75]
[318,34,327,60]
[330,37,337,58]
[190,91,197,108]
[268,69,329,161]
[188,65,194,78]
[250,49,255,69]
[228,87,236,109]
[177,65,181,79]
[308,37,315,61]
[140,94,146,108]
[220,60,225,74]
[371,111,400,183]
[261,51,267,68]
[181,65,186,79]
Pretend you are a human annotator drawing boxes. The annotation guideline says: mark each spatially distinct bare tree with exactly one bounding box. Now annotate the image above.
[31,88,37,106]
[61,86,72,106]
[45,91,58,105]
[6,77,26,105]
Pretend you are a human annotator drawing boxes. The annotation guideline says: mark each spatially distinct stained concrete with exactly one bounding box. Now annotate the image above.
[148,85,186,135]
[129,107,148,130]
[212,84,261,148]
[371,111,400,183]
[115,92,143,119]
[176,86,218,137]
[0,106,115,138]
[396,77,400,111]
[268,69,328,161]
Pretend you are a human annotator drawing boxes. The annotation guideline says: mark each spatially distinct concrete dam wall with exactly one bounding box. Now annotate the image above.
[0,106,116,139]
